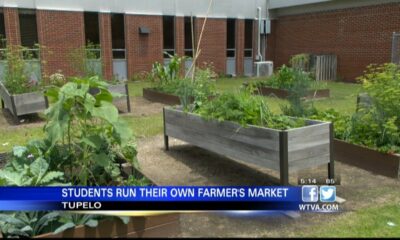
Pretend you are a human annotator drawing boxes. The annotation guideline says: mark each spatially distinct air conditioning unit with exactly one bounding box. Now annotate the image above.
[254,61,273,77]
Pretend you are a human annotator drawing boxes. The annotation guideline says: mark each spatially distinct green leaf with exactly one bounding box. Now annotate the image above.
[53,222,76,235]
[93,153,110,167]
[12,146,27,158]
[40,171,65,185]
[84,219,98,228]
[81,135,103,149]
[30,157,49,181]
[91,101,119,123]
[117,216,130,225]
[0,170,23,186]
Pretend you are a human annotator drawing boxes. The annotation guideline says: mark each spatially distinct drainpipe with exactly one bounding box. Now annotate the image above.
[257,7,262,62]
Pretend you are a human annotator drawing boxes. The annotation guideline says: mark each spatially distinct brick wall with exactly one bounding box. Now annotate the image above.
[235,19,245,76]
[268,3,400,82]
[99,13,113,80]
[175,16,185,76]
[125,15,163,79]
[4,8,21,46]
[195,18,226,75]
[37,10,85,77]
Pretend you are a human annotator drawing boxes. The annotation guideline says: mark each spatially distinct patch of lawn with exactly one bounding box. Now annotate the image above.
[128,81,152,97]
[0,114,163,153]
[300,203,400,238]
[122,114,163,138]
[215,79,362,115]
[0,126,44,153]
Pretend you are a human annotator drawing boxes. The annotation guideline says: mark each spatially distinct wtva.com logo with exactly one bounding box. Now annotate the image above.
[302,186,336,202]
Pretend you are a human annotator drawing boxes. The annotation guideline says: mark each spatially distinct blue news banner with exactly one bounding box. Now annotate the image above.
[0,186,338,212]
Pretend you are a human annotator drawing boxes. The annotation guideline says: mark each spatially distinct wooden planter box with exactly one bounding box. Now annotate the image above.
[35,213,179,238]
[253,86,330,99]
[0,82,48,120]
[108,83,131,113]
[163,107,334,185]
[334,139,400,179]
[143,88,183,105]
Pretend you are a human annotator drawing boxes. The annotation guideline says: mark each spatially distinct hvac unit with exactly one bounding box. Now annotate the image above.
[255,61,274,77]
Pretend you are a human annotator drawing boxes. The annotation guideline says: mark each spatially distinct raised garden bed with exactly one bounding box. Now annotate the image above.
[0,81,48,121]
[35,213,180,238]
[108,83,131,113]
[334,139,400,179]
[163,107,334,185]
[253,86,330,99]
[143,88,183,105]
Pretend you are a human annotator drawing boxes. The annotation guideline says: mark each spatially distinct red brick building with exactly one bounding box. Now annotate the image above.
[0,0,399,82]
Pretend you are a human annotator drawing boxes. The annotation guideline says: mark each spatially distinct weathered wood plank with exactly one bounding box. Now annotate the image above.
[0,81,14,114]
[165,109,280,151]
[14,92,47,116]
[288,132,330,151]
[289,153,330,172]
[164,107,332,176]
[287,122,330,140]
[288,143,330,162]
[165,123,281,171]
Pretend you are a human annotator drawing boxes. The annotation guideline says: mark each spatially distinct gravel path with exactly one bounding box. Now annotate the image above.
[138,134,400,237]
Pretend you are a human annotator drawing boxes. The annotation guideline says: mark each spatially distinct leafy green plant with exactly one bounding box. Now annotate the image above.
[0,212,59,238]
[280,68,318,117]
[151,53,185,93]
[52,213,99,234]
[44,76,136,185]
[150,55,216,110]
[0,146,66,186]
[194,90,305,130]
[2,44,41,94]
[289,53,310,72]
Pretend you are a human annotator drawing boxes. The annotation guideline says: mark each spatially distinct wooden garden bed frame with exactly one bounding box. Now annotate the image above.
[254,86,330,99]
[143,88,183,105]
[35,213,179,238]
[0,81,48,121]
[334,139,400,179]
[108,83,131,113]
[163,107,334,185]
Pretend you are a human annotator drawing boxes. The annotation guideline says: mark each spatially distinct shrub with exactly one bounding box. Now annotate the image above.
[2,45,41,94]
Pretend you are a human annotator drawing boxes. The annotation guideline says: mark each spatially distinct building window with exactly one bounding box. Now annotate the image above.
[184,16,195,57]
[84,12,100,59]
[244,19,253,58]
[111,14,125,59]
[226,19,236,58]
[163,16,175,58]
[19,9,39,58]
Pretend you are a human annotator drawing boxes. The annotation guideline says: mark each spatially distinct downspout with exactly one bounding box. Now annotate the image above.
[257,7,262,62]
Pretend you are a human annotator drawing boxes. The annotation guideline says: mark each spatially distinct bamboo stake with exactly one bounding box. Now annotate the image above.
[185,0,213,81]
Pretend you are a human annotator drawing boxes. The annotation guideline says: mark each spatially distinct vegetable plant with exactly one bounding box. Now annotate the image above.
[194,89,305,130]
[302,63,400,154]
[44,76,136,185]
[0,212,60,238]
